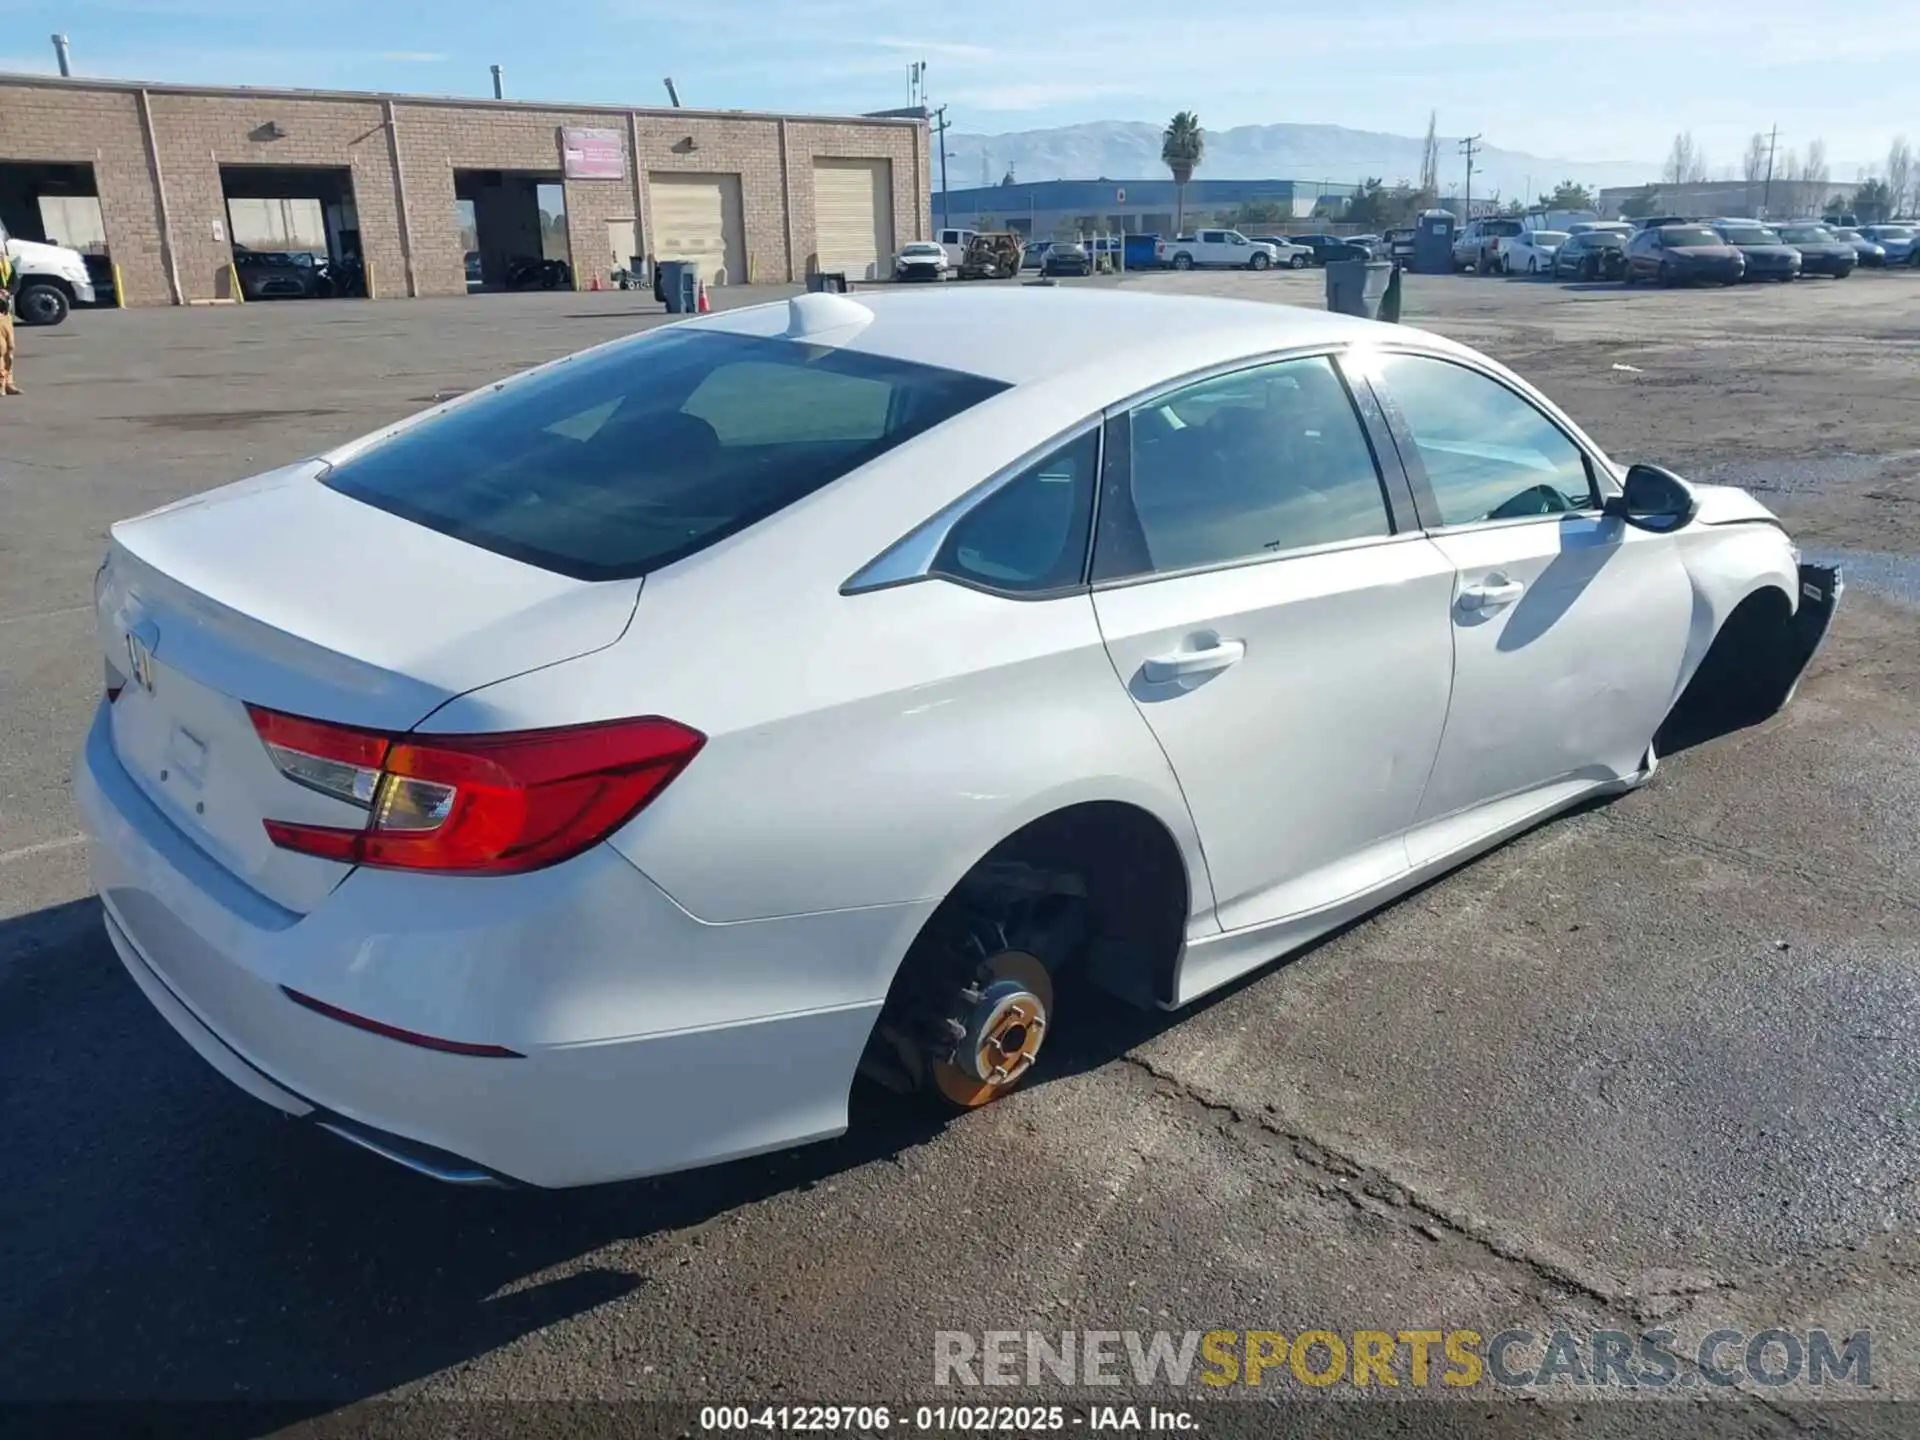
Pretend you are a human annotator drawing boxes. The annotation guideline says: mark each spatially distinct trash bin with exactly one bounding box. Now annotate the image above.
[1325,260,1395,319]
[808,271,849,294]
[657,259,700,313]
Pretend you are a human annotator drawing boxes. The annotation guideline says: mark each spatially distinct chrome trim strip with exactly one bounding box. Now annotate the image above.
[317,1121,506,1187]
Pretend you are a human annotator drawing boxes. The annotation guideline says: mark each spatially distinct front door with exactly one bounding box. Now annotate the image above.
[1368,353,1694,863]
[1091,353,1457,933]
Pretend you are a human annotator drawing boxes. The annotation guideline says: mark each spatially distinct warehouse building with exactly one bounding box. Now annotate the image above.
[0,73,930,306]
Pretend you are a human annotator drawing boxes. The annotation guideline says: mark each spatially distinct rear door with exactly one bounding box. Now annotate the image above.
[1367,352,1692,861]
[1091,351,1456,933]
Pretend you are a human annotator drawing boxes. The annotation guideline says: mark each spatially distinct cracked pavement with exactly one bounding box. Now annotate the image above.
[3,273,1918,1434]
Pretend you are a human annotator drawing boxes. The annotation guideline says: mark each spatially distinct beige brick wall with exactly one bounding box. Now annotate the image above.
[1,76,928,304]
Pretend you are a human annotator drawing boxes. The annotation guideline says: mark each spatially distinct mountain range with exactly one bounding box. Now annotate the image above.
[944,121,1660,201]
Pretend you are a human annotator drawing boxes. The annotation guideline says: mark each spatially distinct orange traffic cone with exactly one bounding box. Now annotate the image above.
[697,281,710,313]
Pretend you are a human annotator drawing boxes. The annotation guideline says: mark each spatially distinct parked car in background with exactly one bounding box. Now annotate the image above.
[1157,230,1280,270]
[936,227,977,268]
[1709,221,1802,282]
[1288,234,1372,265]
[1021,241,1052,272]
[1506,230,1568,275]
[1042,241,1093,278]
[0,217,97,325]
[1452,217,1526,273]
[1347,234,1384,258]
[1384,228,1417,264]
[1773,222,1855,278]
[1551,228,1628,281]
[894,241,950,282]
[1629,215,1694,231]
[233,248,324,300]
[1249,236,1312,268]
[1829,227,1887,266]
[1624,224,1745,286]
[74,287,1838,1186]
[1859,224,1917,265]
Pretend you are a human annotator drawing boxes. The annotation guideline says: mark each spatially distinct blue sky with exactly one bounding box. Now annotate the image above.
[2,0,1914,171]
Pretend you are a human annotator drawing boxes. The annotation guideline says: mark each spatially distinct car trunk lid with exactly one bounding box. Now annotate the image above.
[97,461,640,912]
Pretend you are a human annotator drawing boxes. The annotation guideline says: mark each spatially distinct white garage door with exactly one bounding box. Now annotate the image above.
[812,159,893,281]
[649,173,745,285]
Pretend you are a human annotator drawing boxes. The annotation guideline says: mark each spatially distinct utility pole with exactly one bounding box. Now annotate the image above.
[1763,123,1779,215]
[1459,134,1482,218]
[931,105,951,231]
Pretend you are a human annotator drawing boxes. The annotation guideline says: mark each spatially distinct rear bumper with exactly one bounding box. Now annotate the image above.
[74,703,916,1187]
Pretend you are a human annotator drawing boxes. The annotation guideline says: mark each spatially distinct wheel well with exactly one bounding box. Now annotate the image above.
[898,802,1191,1011]
[20,275,74,298]
[1657,584,1795,754]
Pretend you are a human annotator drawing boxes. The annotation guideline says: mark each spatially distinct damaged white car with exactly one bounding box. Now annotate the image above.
[76,289,1838,1186]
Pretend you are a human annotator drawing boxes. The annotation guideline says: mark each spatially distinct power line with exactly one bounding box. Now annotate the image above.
[1459,134,1482,217]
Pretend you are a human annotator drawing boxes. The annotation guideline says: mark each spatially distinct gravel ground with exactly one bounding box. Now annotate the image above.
[3,269,1919,1438]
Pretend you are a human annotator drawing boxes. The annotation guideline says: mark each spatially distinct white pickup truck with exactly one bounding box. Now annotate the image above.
[1,218,98,325]
[1157,229,1285,270]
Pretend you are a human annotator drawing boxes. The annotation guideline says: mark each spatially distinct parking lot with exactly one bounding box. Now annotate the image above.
[4,267,1920,1434]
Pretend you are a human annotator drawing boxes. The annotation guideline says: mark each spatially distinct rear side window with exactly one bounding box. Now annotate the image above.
[323,329,1006,580]
[933,430,1099,594]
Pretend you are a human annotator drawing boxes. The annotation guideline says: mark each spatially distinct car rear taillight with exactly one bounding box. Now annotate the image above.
[247,705,704,874]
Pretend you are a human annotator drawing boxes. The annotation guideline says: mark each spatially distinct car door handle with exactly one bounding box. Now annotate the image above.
[1143,639,1246,683]
[1459,580,1525,611]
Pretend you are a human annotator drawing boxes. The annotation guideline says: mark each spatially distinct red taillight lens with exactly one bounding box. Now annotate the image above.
[249,707,704,875]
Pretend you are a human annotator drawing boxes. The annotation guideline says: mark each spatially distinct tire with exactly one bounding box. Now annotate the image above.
[1527,257,1539,275]
[1658,262,1677,288]
[15,281,70,326]
[1289,252,1308,269]
[1248,251,1270,271]
[1171,252,1193,271]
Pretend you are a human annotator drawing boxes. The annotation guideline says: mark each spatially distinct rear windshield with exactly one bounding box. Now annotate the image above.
[1869,226,1914,239]
[324,329,1007,580]
[1483,220,1523,235]
[1581,232,1626,248]
[1718,226,1780,245]
[1529,231,1569,246]
[1660,227,1723,247]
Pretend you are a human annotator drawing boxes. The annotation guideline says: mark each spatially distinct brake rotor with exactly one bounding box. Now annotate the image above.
[933,949,1054,1108]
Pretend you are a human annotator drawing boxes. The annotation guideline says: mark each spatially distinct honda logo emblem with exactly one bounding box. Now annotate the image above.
[127,622,159,694]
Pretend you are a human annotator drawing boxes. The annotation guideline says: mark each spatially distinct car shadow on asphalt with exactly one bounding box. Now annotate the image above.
[0,897,968,1425]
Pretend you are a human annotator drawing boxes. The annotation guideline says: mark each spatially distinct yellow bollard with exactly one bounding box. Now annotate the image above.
[228,260,245,302]
[111,262,125,308]
[365,259,377,300]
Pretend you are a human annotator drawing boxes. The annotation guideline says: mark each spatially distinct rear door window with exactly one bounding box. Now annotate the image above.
[324,329,1006,580]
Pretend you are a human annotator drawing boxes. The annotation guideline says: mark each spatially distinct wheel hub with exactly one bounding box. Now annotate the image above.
[933,950,1053,1107]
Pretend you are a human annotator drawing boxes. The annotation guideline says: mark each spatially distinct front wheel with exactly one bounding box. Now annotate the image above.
[1289,252,1308,269]
[15,282,70,326]
[1171,252,1193,271]
[1248,251,1270,271]
[1658,262,1677,288]
[1527,257,1539,274]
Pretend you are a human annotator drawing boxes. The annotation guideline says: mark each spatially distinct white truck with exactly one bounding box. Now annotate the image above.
[1,218,98,325]
[1156,229,1284,270]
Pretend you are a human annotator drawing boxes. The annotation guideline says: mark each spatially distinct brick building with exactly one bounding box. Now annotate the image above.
[0,73,930,306]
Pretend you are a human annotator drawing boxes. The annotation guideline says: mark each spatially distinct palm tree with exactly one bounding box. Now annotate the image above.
[1162,111,1204,234]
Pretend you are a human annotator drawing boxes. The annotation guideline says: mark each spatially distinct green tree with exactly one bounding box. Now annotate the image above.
[1343,177,1387,227]
[1618,184,1662,219]
[1852,178,1894,222]
[1537,180,1596,211]
[1162,111,1204,233]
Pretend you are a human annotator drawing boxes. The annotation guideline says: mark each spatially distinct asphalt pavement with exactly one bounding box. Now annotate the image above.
[3,271,1919,1437]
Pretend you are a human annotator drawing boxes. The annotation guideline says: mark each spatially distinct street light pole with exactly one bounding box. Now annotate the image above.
[932,105,951,231]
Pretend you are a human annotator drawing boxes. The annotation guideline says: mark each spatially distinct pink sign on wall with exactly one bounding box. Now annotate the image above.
[561,127,626,181]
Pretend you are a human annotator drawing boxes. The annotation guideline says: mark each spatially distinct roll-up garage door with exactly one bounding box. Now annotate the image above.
[649,173,745,285]
[811,159,893,281]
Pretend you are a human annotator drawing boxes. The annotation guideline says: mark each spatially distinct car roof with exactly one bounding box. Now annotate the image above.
[687,288,1425,388]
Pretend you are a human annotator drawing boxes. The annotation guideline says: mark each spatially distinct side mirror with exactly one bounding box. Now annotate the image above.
[1605,463,1699,533]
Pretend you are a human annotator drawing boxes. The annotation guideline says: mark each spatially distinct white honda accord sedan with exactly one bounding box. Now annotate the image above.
[76,288,1839,1187]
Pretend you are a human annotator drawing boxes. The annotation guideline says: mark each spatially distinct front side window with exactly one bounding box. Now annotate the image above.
[1099,355,1391,579]
[324,330,1006,580]
[1376,355,1595,526]
[932,430,1099,594]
